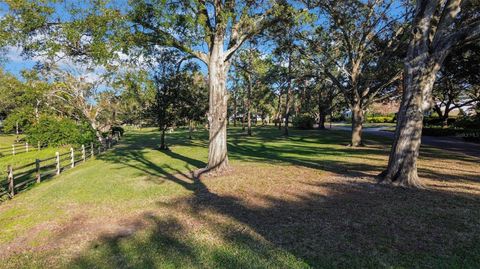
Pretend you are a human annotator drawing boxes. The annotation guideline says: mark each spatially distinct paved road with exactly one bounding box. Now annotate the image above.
[331,125,480,158]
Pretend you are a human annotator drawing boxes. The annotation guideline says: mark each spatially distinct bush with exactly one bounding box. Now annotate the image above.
[423,116,457,127]
[366,116,394,123]
[454,116,480,129]
[111,126,125,136]
[422,127,459,137]
[26,116,96,146]
[293,114,315,130]
[2,107,35,133]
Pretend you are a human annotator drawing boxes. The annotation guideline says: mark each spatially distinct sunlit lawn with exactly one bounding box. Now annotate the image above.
[0,126,479,268]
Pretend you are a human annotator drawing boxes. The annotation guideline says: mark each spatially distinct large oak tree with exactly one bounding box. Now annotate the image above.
[379,0,480,187]
[127,0,294,173]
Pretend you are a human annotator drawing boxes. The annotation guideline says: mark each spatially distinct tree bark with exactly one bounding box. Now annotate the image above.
[380,58,441,187]
[233,94,237,127]
[159,128,168,150]
[241,113,246,131]
[277,91,282,130]
[89,121,104,143]
[284,54,292,136]
[246,74,252,136]
[318,111,326,130]
[284,86,290,136]
[350,102,365,147]
[442,110,450,128]
[206,46,229,173]
[188,120,193,139]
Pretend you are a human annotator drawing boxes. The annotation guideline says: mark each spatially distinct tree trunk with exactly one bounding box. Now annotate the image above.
[284,86,290,136]
[188,120,193,139]
[159,128,168,150]
[318,110,326,130]
[90,122,104,143]
[380,61,440,187]
[206,49,229,173]
[277,91,282,130]
[441,110,450,128]
[246,75,252,136]
[233,95,237,127]
[350,103,364,147]
[241,114,245,131]
[284,54,292,136]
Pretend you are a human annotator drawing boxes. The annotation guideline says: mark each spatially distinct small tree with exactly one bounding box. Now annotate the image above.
[432,43,480,127]
[147,51,207,149]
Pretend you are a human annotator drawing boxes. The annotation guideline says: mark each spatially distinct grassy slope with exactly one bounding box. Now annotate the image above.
[0,127,479,268]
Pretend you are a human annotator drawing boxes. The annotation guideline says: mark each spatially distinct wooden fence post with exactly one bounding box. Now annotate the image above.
[56,152,60,175]
[26,142,29,152]
[35,159,41,183]
[38,141,41,151]
[108,138,111,149]
[98,145,101,154]
[91,142,94,158]
[12,144,15,155]
[7,165,14,197]
[70,147,75,168]
[82,145,86,162]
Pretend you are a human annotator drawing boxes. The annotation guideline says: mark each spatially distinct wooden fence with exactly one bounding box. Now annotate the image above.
[0,133,121,200]
[0,142,45,157]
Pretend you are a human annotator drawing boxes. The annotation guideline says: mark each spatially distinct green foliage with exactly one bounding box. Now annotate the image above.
[111,126,124,136]
[422,127,460,137]
[366,116,395,123]
[2,107,35,133]
[292,114,315,129]
[454,116,480,129]
[424,117,457,127]
[26,116,95,146]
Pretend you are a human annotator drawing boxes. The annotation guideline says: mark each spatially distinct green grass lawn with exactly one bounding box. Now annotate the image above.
[0,133,89,198]
[0,127,479,268]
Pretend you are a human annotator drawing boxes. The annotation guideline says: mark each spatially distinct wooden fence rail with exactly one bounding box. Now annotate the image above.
[0,142,44,157]
[1,133,121,200]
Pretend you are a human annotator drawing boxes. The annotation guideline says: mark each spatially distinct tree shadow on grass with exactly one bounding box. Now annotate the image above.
[69,128,480,268]
[69,164,480,268]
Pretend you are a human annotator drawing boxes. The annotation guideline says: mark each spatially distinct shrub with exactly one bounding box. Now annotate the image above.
[422,127,459,137]
[293,114,315,130]
[2,107,35,133]
[454,116,480,129]
[366,116,394,123]
[111,126,125,136]
[26,116,96,146]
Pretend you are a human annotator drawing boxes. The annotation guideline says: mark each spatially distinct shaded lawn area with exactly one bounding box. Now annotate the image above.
[0,126,479,268]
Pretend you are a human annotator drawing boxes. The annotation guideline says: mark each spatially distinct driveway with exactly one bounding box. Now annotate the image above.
[331,125,480,158]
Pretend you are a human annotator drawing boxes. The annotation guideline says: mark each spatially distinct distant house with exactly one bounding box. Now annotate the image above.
[341,100,400,119]
[368,100,400,116]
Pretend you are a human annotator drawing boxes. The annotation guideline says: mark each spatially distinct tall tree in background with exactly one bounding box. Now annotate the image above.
[380,0,480,187]
[432,42,480,126]
[147,51,207,150]
[307,0,408,146]
[232,46,272,135]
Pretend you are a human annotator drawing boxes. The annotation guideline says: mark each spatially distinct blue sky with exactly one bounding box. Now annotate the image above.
[1,0,408,81]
